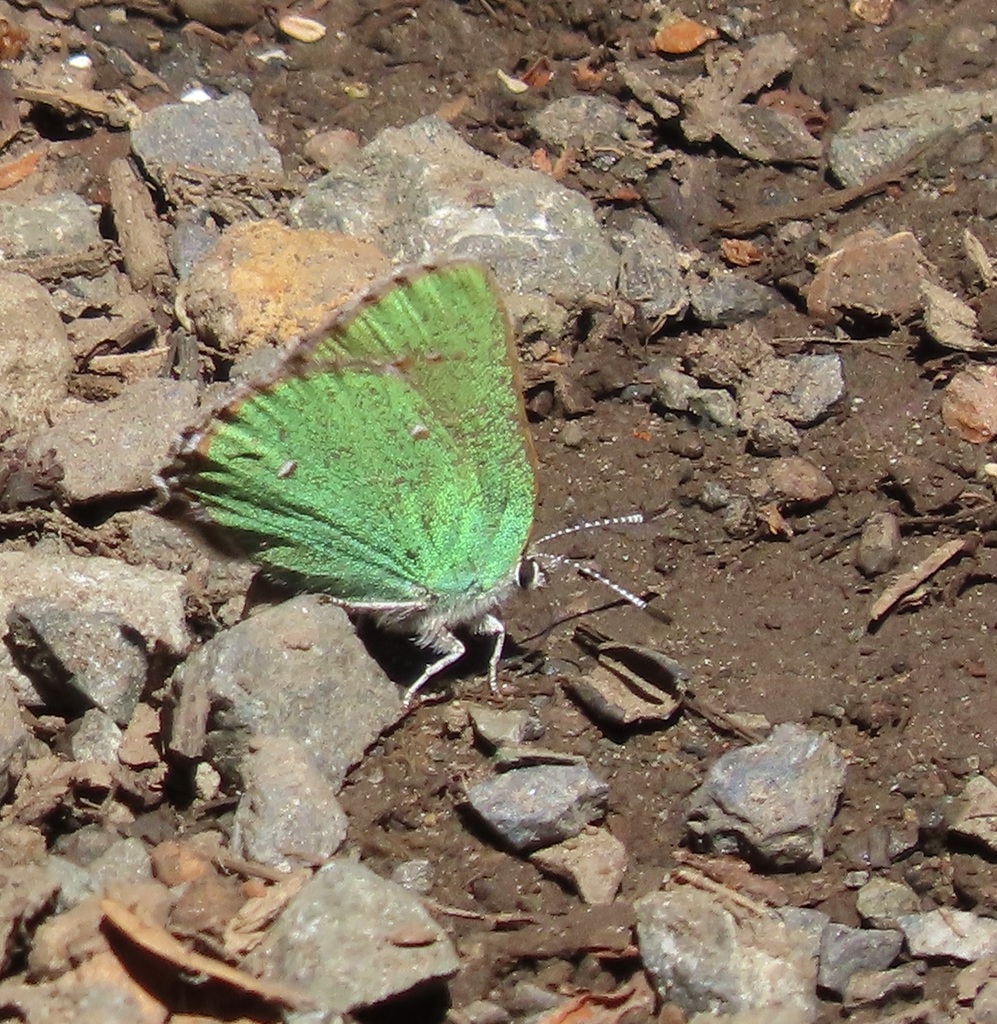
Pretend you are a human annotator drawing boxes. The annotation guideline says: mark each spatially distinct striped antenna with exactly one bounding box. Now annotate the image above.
[533,551,648,609]
[532,512,647,548]
[530,511,651,611]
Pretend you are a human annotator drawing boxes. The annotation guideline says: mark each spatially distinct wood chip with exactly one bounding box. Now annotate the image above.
[868,538,975,625]
[101,899,312,1010]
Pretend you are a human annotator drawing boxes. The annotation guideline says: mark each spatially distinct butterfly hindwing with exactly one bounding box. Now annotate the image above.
[171,263,537,606]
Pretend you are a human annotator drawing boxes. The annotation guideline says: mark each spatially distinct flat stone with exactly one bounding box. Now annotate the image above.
[529,95,631,150]
[232,736,348,870]
[807,228,935,325]
[6,601,148,725]
[942,365,997,444]
[857,511,902,578]
[465,764,609,852]
[131,91,283,181]
[529,826,627,904]
[0,552,189,710]
[617,219,691,322]
[27,378,199,505]
[950,776,997,854]
[248,860,459,1016]
[0,192,101,258]
[817,922,902,997]
[855,876,920,928]
[764,457,835,509]
[686,723,846,869]
[635,884,817,1019]
[690,273,784,325]
[828,87,997,187]
[843,963,925,1011]
[0,272,72,435]
[292,115,618,306]
[172,595,401,791]
[898,909,997,962]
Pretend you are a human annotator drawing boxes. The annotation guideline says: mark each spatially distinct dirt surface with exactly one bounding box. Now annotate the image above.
[3,0,997,1021]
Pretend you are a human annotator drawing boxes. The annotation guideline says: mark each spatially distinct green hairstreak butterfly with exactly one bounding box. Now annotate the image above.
[161,261,646,705]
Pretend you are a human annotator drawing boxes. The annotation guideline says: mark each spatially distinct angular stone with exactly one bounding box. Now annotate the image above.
[465,764,609,852]
[292,115,618,305]
[172,595,401,790]
[686,723,846,869]
[248,860,458,1015]
[131,91,282,181]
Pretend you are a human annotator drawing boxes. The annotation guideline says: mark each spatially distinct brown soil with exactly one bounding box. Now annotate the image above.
[19,0,997,1020]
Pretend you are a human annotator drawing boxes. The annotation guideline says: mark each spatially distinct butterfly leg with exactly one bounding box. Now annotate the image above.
[402,630,466,708]
[475,613,507,695]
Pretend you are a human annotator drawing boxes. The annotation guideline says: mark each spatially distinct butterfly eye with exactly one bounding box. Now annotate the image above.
[516,557,545,591]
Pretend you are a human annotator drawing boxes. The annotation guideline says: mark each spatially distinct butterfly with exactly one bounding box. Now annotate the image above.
[160,261,646,706]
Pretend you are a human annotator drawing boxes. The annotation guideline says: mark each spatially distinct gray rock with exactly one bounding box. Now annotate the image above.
[67,709,123,763]
[6,601,148,725]
[464,764,609,852]
[0,192,101,258]
[248,860,459,1017]
[828,87,997,187]
[27,378,199,505]
[0,682,28,801]
[722,495,757,538]
[0,273,72,435]
[291,116,618,304]
[529,95,630,150]
[617,219,691,321]
[0,552,188,709]
[857,511,901,578]
[689,387,739,430]
[855,877,920,929]
[653,367,702,413]
[391,859,434,896]
[817,922,902,997]
[898,909,997,962]
[173,595,401,790]
[774,906,830,965]
[842,963,924,1011]
[700,481,733,511]
[88,837,152,891]
[131,91,283,181]
[754,354,845,427]
[170,215,220,280]
[748,415,801,456]
[690,273,783,325]
[232,736,348,870]
[686,723,846,869]
[467,705,542,748]
[635,885,817,1019]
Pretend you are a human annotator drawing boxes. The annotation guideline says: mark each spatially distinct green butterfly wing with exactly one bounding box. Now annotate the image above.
[172,262,537,606]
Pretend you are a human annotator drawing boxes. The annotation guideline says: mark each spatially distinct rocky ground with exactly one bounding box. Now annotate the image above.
[0,1,995,1022]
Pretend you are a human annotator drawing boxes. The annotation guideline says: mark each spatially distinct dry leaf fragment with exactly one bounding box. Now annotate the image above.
[521,56,553,89]
[0,148,42,189]
[652,14,718,55]
[868,538,973,625]
[101,899,312,1010]
[721,237,763,266]
[574,58,607,91]
[278,14,326,42]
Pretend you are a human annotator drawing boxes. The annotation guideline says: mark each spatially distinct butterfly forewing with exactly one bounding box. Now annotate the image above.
[173,262,537,605]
